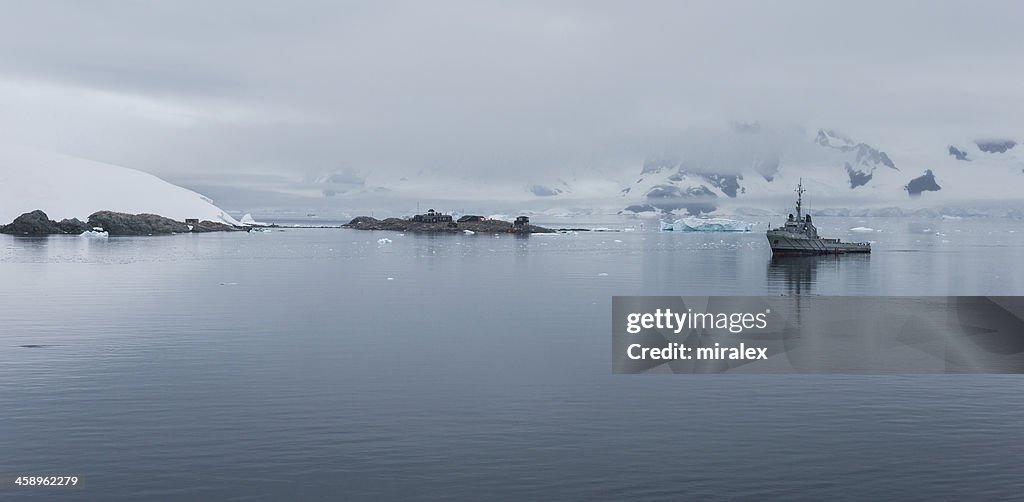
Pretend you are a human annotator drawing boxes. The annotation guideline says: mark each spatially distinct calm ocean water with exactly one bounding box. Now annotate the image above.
[2,216,1024,500]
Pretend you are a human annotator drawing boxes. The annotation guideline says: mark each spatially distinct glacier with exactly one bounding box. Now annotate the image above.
[0,143,239,226]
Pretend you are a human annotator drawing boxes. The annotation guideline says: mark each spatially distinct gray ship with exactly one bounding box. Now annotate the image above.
[767,180,871,255]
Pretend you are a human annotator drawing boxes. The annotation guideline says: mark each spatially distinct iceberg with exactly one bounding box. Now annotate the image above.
[660,217,754,232]
[240,213,269,226]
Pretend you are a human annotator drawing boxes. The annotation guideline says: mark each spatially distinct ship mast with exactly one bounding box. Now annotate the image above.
[795,178,805,220]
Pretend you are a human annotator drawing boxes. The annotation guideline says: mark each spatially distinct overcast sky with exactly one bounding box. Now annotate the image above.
[0,0,1021,190]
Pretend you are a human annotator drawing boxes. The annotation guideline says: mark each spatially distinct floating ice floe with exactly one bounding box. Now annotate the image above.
[79,230,108,238]
[849,227,876,233]
[377,237,392,245]
[598,272,609,276]
[463,230,475,235]
[660,217,753,232]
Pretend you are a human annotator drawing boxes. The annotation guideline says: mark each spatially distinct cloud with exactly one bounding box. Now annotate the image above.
[0,0,1021,207]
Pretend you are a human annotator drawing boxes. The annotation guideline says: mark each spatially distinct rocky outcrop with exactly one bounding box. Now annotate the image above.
[87,211,244,235]
[344,216,555,234]
[88,211,191,235]
[905,170,942,197]
[0,210,90,235]
[816,129,899,189]
[2,209,244,236]
[703,173,742,197]
[845,163,873,189]
[948,145,970,161]
[58,218,91,234]
[192,220,238,232]
[976,140,1016,154]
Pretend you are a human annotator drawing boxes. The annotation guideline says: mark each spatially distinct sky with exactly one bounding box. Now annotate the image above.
[0,1,1021,210]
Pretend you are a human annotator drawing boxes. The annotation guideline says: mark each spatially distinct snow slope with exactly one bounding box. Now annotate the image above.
[0,144,239,225]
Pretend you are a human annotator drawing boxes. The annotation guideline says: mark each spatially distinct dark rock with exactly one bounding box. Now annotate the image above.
[845,163,874,189]
[703,173,742,197]
[975,139,1016,154]
[0,210,88,235]
[0,210,63,235]
[948,145,970,161]
[344,216,555,234]
[457,215,486,223]
[905,170,942,196]
[88,211,191,235]
[57,218,91,234]
[3,209,240,236]
[816,129,898,170]
[192,220,237,232]
[853,144,896,170]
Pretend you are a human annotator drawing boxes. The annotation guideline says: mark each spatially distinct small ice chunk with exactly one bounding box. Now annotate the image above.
[377,237,392,245]
[463,230,475,235]
[387,277,394,281]
[850,227,875,233]
[598,272,609,276]
[80,230,108,238]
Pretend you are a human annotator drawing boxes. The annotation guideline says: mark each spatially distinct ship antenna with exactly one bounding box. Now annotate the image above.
[795,178,805,220]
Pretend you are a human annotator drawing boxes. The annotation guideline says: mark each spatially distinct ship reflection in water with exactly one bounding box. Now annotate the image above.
[767,254,872,295]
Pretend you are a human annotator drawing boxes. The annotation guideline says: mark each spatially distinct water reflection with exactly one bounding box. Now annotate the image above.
[767,254,871,295]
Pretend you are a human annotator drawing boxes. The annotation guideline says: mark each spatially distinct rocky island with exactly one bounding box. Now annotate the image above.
[1,210,245,236]
[344,210,555,234]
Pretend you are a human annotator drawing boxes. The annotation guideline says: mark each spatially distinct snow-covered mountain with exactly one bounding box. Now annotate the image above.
[617,127,1023,216]
[0,144,238,225]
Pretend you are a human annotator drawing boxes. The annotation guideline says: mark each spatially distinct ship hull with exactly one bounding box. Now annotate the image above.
[767,233,871,255]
